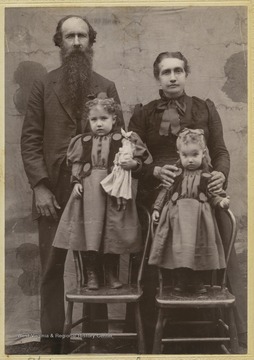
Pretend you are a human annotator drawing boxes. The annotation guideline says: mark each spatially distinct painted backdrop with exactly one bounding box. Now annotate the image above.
[5,6,247,345]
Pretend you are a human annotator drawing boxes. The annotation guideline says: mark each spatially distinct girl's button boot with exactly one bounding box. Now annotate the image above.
[191,271,207,294]
[83,251,99,290]
[87,270,99,290]
[104,254,123,289]
[173,268,189,293]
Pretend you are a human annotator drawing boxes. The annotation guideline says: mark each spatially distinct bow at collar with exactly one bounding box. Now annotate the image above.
[157,89,186,116]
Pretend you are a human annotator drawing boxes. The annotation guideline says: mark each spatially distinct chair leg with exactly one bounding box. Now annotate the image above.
[125,303,135,332]
[228,306,239,354]
[81,303,90,352]
[135,303,146,353]
[217,308,225,336]
[152,308,164,354]
[61,301,74,354]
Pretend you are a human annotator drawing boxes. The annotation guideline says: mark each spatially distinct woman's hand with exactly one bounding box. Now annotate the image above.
[219,196,230,209]
[153,164,179,187]
[73,183,83,198]
[152,210,160,223]
[208,171,226,193]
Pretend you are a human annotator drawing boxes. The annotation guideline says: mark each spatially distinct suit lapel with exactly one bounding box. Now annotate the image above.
[81,72,100,131]
[52,68,76,124]
[53,70,101,127]
[90,73,100,98]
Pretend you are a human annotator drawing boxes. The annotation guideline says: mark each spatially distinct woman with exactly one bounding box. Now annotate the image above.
[129,51,229,200]
[128,51,246,351]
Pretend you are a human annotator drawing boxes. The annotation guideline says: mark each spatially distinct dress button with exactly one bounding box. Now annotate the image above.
[83,135,92,142]
[171,192,179,202]
[112,133,122,141]
[199,193,207,202]
[83,163,91,172]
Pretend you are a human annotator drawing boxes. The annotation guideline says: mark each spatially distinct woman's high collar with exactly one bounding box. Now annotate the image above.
[159,89,186,101]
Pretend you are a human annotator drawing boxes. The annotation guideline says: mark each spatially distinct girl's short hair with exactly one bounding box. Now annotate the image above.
[176,128,206,151]
[53,15,97,47]
[86,95,121,115]
[85,93,122,128]
[153,51,190,79]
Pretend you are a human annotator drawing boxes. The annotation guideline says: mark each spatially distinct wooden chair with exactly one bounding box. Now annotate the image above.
[152,207,239,354]
[61,204,151,354]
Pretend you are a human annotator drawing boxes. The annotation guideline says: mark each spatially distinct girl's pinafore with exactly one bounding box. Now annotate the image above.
[149,168,226,270]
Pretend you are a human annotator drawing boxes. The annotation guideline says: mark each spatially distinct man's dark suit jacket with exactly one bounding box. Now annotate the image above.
[21,66,123,218]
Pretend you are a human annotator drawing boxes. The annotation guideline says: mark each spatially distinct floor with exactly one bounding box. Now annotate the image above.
[5,337,247,355]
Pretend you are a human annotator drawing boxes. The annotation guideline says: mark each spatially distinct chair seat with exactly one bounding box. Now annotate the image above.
[156,285,235,308]
[66,284,143,303]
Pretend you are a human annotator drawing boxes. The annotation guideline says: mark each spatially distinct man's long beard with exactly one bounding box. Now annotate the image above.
[61,47,94,118]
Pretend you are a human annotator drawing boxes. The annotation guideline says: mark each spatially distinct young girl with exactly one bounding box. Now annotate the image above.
[53,95,148,290]
[148,128,230,294]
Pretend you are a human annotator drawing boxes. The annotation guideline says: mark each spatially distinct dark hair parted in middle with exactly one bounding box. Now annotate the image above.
[53,15,97,47]
[153,51,190,79]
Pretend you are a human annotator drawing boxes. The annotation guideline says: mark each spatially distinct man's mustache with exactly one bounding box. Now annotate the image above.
[66,47,85,56]
[61,46,93,61]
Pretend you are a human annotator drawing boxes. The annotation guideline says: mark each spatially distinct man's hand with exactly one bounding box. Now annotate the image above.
[153,164,178,187]
[73,183,83,199]
[208,171,226,193]
[152,210,160,223]
[34,183,61,220]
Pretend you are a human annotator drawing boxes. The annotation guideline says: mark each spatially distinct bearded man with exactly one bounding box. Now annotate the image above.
[21,15,124,354]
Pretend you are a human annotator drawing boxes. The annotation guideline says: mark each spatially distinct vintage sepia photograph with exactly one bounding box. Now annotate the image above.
[3,3,250,358]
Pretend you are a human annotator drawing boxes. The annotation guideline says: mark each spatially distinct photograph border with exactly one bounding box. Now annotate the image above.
[1,1,253,359]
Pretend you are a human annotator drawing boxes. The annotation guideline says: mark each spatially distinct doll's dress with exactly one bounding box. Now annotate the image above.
[101,135,135,200]
[53,134,142,254]
[149,169,226,270]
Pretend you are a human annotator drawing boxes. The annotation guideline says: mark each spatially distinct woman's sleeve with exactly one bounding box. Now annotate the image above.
[131,132,149,160]
[153,187,169,212]
[209,189,227,208]
[129,105,159,186]
[128,132,148,178]
[206,99,230,184]
[128,104,147,143]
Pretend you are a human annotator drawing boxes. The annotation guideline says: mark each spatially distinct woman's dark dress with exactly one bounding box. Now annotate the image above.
[129,93,230,191]
[128,92,246,348]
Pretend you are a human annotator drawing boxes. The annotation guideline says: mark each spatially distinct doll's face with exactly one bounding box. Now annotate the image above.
[88,105,116,136]
[178,142,205,170]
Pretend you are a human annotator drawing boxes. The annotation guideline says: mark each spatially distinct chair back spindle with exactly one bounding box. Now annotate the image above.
[136,204,151,291]
[73,251,85,292]
[215,208,237,289]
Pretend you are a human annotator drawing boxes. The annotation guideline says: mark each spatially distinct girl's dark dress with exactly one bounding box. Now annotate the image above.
[53,131,148,254]
[149,168,226,270]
